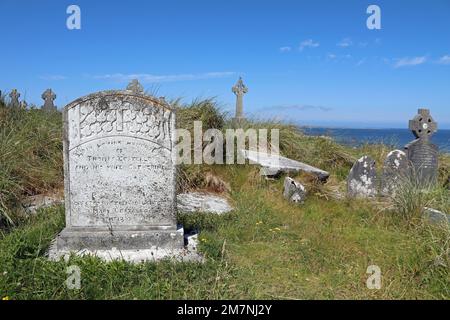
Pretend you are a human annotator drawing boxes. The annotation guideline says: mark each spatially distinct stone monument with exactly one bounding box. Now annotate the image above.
[404,109,439,184]
[54,80,183,254]
[9,89,20,108]
[232,77,248,125]
[381,150,408,196]
[347,156,377,198]
[126,79,144,94]
[41,89,57,112]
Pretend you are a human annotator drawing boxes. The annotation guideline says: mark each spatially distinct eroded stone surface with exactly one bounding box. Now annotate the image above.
[347,156,377,198]
[381,150,408,196]
[405,139,439,184]
[55,87,183,253]
[177,192,233,214]
[283,177,307,204]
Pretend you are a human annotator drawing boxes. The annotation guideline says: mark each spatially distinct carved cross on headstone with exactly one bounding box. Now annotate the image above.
[41,89,57,111]
[126,79,144,94]
[405,108,439,184]
[232,77,248,121]
[409,108,437,140]
[9,89,20,108]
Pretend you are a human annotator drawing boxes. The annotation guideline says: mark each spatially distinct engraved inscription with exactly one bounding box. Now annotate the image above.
[65,92,176,230]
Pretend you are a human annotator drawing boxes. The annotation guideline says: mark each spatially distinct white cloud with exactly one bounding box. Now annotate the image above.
[327,53,337,60]
[91,72,236,83]
[279,46,292,53]
[337,38,353,47]
[356,58,366,67]
[438,55,450,65]
[39,75,67,80]
[394,56,427,68]
[299,39,319,51]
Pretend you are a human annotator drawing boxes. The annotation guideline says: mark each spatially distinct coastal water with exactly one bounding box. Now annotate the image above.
[302,127,450,153]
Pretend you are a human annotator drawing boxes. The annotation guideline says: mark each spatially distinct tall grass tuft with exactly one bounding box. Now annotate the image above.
[0,104,63,226]
[388,169,449,221]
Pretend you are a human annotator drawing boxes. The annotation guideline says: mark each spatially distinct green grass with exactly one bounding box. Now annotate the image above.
[0,98,449,300]
[0,169,448,300]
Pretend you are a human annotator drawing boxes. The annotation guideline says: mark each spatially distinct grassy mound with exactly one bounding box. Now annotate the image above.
[0,97,449,299]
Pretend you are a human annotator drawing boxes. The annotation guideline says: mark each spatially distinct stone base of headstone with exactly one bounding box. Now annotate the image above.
[55,227,184,251]
[49,228,203,263]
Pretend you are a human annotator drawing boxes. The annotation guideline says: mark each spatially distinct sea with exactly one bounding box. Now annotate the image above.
[302,127,450,153]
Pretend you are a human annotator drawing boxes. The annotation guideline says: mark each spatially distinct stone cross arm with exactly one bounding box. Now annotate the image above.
[232,77,248,96]
[409,108,437,139]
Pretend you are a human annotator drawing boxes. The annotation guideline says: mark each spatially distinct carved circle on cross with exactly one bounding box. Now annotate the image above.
[409,108,437,139]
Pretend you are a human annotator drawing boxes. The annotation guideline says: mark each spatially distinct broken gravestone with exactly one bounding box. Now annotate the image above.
[53,83,184,256]
[381,150,408,196]
[283,177,307,204]
[241,149,330,182]
[347,156,377,198]
[405,109,439,185]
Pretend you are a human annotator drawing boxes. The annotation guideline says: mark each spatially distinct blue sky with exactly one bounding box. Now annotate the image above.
[1,0,450,128]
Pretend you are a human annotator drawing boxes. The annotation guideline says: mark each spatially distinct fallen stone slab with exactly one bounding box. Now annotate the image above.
[240,150,330,182]
[424,208,450,226]
[177,192,233,214]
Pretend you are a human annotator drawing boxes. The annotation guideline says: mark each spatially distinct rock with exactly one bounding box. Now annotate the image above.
[381,150,408,196]
[177,192,233,214]
[283,177,307,204]
[22,194,63,214]
[240,149,330,182]
[347,156,377,198]
[424,208,450,225]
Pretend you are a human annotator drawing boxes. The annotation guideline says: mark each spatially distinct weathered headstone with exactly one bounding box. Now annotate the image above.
[283,177,307,204]
[347,156,377,198]
[9,89,20,108]
[232,77,248,125]
[55,81,183,253]
[405,109,439,184]
[41,89,57,111]
[381,150,408,195]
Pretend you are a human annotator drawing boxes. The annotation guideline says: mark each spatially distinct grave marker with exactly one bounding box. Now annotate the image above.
[405,109,439,184]
[55,81,183,252]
